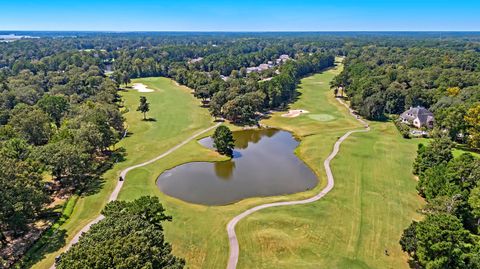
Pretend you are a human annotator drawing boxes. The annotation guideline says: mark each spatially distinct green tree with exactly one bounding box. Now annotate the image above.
[413,137,453,175]
[56,196,184,269]
[137,96,150,120]
[36,141,91,188]
[209,91,228,118]
[0,139,49,236]
[121,72,130,87]
[435,105,468,142]
[37,95,69,127]
[465,104,480,149]
[9,105,52,146]
[399,221,418,259]
[469,186,480,227]
[414,214,474,269]
[212,125,235,157]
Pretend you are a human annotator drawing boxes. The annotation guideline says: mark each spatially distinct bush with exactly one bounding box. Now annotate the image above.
[394,118,410,139]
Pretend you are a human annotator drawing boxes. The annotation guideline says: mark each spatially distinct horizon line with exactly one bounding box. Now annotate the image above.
[2,30,480,33]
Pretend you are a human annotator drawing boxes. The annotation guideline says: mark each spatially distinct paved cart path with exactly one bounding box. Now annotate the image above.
[226,98,369,269]
[51,122,221,268]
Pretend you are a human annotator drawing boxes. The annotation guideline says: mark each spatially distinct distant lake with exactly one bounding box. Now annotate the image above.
[0,34,38,42]
[157,129,318,205]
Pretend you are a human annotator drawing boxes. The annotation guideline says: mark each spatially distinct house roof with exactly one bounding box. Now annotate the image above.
[400,106,434,124]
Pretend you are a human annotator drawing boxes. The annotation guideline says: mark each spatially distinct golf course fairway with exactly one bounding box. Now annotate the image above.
[32,62,423,269]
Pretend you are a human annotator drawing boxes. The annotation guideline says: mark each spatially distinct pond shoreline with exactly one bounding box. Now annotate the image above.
[156,128,319,205]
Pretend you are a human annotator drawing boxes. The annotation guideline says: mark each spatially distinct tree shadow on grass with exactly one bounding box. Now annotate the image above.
[15,228,67,269]
[125,131,134,138]
[142,118,157,122]
[80,176,106,197]
[16,145,129,267]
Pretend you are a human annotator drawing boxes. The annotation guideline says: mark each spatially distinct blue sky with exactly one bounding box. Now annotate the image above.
[1,0,479,31]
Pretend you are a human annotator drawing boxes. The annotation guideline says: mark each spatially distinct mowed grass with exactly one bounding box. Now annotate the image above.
[118,61,422,268]
[453,148,480,158]
[235,62,424,268]
[31,77,214,269]
[33,61,423,269]
[112,63,366,268]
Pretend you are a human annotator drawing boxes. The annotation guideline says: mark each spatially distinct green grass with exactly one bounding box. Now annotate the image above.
[30,77,214,269]
[235,121,424,268]
[234,62,424,268]
[33,61,423,269]
[116,60,422,268]
[19,196,78,268]
[453,148,480,158]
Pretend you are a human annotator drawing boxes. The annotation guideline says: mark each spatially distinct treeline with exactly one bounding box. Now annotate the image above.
[208,53,334,123]
[0,47,124,259]
[3,32,480,266]
[112,40,333,123]
[400,137,480,268]
[56,196,184,269]
[332,46,480,146]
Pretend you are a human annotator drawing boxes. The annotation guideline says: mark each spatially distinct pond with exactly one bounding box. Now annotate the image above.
[156,129,318,205]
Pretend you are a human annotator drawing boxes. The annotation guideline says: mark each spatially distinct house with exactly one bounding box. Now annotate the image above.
[258,63,270,71]
[246,67,260,73]
[246,63,273,73]
[188,57,203,64]
[276,54,290,64]
[400,106,434,128]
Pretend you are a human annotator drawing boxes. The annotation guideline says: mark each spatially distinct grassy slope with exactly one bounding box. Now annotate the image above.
[453,148,480,158]
[111,64,363,268]
[117,61,422,269]
[235,64,424,268]
[34,61,423,269]
[31,77,214,269]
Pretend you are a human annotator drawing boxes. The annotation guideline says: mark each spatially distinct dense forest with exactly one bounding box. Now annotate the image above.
[327,35,480,268]
[400,138,480,268]
[56,196,185,269]
[112,39,334,123]
[332,44,480,147]
[1,32,480,267]
[0,44,124,266]
[0,33,336,266]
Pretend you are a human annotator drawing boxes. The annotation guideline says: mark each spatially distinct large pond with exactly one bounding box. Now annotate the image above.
[156,129,318,205]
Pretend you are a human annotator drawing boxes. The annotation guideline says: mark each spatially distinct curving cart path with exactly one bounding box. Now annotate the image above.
[226,98,370,269]
[51,122,221,268]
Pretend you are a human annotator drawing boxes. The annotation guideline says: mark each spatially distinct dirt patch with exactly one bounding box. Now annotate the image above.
[281,109,309,118]
[132,83,154,92]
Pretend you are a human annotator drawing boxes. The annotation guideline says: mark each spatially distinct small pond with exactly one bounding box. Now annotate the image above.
[156,129,318,205]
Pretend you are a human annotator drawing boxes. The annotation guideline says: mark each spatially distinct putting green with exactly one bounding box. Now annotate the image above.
[32,59,423,269]
[308,113,335,122]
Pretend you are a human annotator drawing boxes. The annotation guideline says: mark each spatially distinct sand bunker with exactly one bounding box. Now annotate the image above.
[281,109,309,118]
[132,83,154,92]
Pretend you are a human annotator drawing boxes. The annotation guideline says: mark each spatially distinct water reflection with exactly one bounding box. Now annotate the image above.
[214,160,236,180]
[157,128,318,205]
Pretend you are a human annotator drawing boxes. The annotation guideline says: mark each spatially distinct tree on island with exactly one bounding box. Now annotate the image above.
[212,125,235,157]
[137,96,150,120]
